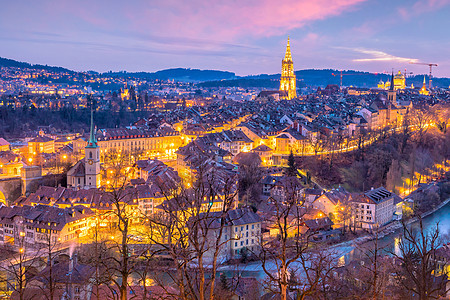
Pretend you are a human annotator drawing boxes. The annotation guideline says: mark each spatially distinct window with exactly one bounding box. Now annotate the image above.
[252,224,254,229]
[246,239,248,245]
[240,241,243,246]
[89,152,92,159]
[246,225,248,230]
[235,242,237,247]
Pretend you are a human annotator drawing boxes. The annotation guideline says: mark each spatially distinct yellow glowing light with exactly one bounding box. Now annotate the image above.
[19,248,24,253]
[28,158,33,163]
[19,232,25,237]
[62,155,67,159]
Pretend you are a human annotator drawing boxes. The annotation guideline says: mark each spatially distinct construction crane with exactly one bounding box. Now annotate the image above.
[403,68,414,79]
[331,70,367,90]
[409,62,438,88]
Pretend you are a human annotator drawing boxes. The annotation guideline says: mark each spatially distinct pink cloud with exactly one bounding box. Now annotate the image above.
[129,0,366,40]
[399,0,450,19]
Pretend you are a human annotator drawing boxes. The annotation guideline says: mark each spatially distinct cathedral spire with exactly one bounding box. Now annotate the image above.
[284,36,292,62]
[87,104,97,148]
[389,71,395,91]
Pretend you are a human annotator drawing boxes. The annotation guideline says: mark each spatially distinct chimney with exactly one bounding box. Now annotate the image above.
[69,256,73,275]
[69,252,77,275]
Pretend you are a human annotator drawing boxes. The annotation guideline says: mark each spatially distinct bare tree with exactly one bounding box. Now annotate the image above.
[357,229,391,299]
[100,186,143,300]
[410,108,432,146]
[392,218,449,299]
[259,177,306,300]
[0,241,41,300]
[148,167,239,300]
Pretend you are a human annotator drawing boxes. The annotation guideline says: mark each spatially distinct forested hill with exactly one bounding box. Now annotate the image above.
[1,56,450,87]
[104,68,236,82]
[0,57,74,73]
[202,69,450,88]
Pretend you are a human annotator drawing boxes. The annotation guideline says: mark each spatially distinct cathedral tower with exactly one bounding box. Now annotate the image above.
[387,71,397,106]
[84,109,100,189]
[279,37,297,100]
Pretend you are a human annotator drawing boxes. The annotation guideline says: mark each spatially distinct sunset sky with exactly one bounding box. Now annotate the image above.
[1,0,449,76]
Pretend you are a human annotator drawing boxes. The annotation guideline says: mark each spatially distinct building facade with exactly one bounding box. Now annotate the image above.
[351,187,396,230]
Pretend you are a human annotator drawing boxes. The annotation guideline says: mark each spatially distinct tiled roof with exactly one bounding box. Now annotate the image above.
[29,136,54,143]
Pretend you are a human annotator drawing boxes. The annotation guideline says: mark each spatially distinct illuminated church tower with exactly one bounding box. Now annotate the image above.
[419,76,429,95]
[279,37,296,100]
[84,109,100,189]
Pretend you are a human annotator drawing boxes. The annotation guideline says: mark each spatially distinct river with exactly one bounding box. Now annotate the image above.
[139,202,450,285]
[218,201,450,279]
[340,201,450,264]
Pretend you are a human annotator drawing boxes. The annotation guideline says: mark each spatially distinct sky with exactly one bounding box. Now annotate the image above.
[1,0,450,77]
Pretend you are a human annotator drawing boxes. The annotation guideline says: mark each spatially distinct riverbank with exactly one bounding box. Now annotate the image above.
[350,197,450,247]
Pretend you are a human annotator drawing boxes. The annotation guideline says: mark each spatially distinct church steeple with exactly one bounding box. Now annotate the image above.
[284,36,292,62]
[280,36,296,100]
[420,76,429,95]
[84,103,100,189]
[387,70,397,107]
[86,107,97,148]
[389,71,395,91]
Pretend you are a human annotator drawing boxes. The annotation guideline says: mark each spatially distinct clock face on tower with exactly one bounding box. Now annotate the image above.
[88,159,94,165]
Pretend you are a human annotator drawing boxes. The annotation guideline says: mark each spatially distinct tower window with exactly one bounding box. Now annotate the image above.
[89,152,92,159]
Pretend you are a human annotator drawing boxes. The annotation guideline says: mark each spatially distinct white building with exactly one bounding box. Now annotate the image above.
[351,187,396,230]
[197,207,262,264]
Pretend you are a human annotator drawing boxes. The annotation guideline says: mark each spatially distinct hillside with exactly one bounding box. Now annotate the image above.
[1,56,449,88]
[0,57,73,73]
[105,68,236,82]
[205,69,450,88]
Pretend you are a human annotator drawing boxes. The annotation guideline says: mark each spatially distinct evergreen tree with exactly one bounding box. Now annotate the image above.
[286,150,298,177]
